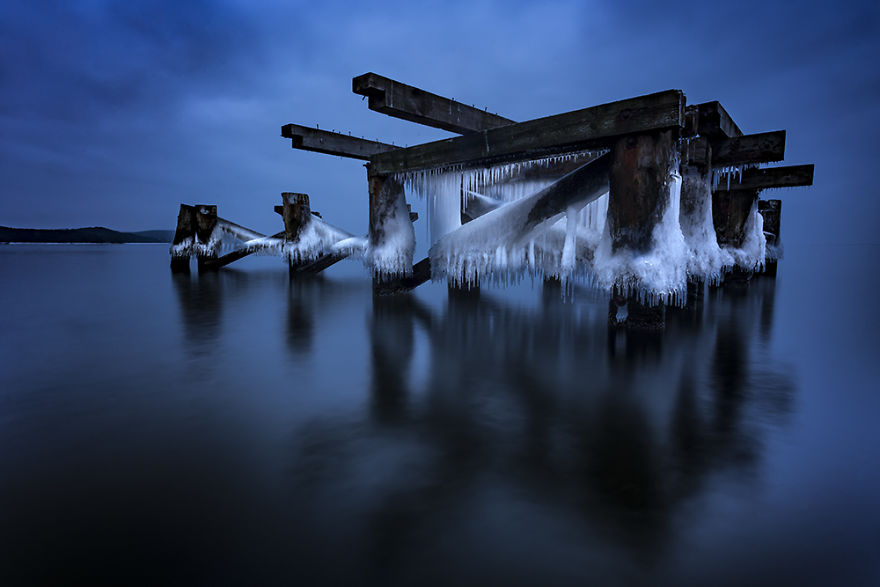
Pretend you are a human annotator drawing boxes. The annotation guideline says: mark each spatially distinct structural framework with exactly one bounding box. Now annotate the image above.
[168,73,814,328]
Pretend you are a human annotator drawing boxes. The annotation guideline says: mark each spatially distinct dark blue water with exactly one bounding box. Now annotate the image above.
[1,244,878,586]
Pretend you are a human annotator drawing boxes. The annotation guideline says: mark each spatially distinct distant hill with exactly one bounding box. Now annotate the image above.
[0,226,174,244]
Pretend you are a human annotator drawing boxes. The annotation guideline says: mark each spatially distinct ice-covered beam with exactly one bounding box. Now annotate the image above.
[711,130,786,166]
[713,164,814,192]
[201,231,285,270]
[281,123,399,160]
[376,154,613,294]
[368,90,684,176]
[352,72,515,134]
[216,218,265,242]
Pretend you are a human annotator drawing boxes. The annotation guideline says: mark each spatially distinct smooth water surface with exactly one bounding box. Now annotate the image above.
[1,244,878,585]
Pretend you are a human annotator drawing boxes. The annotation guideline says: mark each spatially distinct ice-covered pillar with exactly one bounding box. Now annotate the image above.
[678,137,712,307]
[608,130,676,252]
[606,130,676,329]
[194,205,219,272]
[170,204,195,273]
[282,192,311,276]
[758,199,781,277]
[367,169,415,291]
[712,189,757,285]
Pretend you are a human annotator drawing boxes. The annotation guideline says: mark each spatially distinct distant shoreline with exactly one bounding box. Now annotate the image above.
[0,226,173,244]
[0,242,169,245]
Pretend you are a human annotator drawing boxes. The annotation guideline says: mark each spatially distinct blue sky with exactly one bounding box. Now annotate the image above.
[2,0,878,244]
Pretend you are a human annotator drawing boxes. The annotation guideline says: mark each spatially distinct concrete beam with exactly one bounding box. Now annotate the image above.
[281,124,399,160]
[352,72,515,134]
[368,89,684,175]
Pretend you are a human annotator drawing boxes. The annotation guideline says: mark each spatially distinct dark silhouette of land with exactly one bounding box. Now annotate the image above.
[0,226,173,244]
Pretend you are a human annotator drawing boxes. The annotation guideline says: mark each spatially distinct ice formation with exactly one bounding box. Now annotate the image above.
[679,168,733,284]
[424,158,610,288]
[244,217,360,263]
[169,225,227,258]
[588,172,689,306]
[365,192,415,278]
[723,200,766,272]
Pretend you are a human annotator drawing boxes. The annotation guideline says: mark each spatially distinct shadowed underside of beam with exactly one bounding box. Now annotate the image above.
[353,72,515,134]
[368,90,684,176]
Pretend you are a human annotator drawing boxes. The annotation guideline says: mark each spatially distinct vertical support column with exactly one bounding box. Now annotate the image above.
[194,204,219,272]
[606,130,676,329]
[608,130,676,252]
[678,137,712,308]
[758,199,781,277]
[712,189,758,285]
[170,204,195,273]
[368,168,415,293]
[282,192,311,277]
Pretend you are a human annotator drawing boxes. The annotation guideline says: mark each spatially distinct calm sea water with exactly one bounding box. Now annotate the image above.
[0,243,878,586]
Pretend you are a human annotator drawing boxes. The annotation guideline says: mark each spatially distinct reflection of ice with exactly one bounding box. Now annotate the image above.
[276,274,793,580]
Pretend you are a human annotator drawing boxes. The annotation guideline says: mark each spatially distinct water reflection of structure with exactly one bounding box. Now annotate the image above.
[169,266,793,581]
[285,275,793,580]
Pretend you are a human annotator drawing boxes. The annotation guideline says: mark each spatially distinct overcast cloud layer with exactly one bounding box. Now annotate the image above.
[2,0,878,244]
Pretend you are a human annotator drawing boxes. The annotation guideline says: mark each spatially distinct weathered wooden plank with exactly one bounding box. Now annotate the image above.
[352,72,515,134]
[712,130,785,166]
[369,90,684,175]
[713,164,814,192]
[281,124,399,160]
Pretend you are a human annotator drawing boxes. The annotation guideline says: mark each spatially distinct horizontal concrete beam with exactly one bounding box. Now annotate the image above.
[714,164,814,193]
[369,90,684,175]
[686,101,743,140]
[712,130,786,166]
[352,72,515,134]
[281,124,399,160]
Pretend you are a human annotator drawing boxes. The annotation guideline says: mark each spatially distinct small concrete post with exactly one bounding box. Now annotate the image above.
[194,205,219,272]
[170,204,195,273]
[281,192,311,277]
[712,189,758,285]
[368,170,414,293]
[758,199,781,277]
